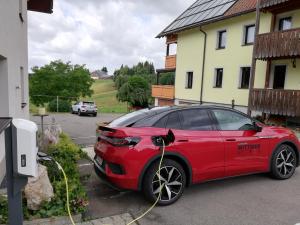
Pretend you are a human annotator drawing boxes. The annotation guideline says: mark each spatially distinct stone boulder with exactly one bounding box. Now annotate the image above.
[24,164,54,210]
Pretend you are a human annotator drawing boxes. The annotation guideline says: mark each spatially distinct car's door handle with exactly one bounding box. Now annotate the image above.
[177,139,189,143]
[226,138,236,142]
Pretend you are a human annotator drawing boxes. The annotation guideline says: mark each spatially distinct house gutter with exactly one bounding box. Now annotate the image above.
[199,27,207,105]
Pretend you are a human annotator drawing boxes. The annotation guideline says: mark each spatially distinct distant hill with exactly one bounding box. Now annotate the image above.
[91,70,113,80]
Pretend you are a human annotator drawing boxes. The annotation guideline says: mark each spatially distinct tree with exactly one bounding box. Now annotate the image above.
[159,72,175,85]
[117,76,150,107]
[101,67,108,73]
[29,60,94,106]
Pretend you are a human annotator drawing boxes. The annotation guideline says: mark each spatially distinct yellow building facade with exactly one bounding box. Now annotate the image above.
[153,0,300,119]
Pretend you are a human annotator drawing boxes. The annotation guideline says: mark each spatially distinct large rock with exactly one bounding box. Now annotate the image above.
[24,164,54,210]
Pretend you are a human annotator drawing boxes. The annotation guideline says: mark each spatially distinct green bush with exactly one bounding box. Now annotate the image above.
[0,196,8,224]
[48,99,71,112]
[38,133,88,217]
[0,133,88,224]
[159,72,175,85]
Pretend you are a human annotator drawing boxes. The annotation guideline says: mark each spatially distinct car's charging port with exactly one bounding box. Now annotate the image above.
[152,129,175,147]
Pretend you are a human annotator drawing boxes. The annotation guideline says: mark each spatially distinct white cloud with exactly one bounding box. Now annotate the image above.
[28,0,195,74]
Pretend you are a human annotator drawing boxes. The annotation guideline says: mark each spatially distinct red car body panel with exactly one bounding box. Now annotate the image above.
[94,125,300,191]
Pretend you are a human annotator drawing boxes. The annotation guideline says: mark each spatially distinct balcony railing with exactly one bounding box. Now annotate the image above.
[152,85,175,100]
[165,55,176,70]
[254,28,300,60]
[249,88,300,116]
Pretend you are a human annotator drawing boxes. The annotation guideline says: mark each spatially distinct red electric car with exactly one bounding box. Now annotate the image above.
[94,106,300,205]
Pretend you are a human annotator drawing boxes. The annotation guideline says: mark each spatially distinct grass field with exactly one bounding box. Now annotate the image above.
[90,79,128,113]
[30,79,128,114]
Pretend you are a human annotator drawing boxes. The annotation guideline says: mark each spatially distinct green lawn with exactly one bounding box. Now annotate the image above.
[30,79,128,114]
[90,79,128,113]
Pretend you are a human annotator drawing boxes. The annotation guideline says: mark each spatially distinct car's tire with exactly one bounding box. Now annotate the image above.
[78,110,82,116]
[93,113,97,117]
[142,159,186,206]
[270,144,297,180]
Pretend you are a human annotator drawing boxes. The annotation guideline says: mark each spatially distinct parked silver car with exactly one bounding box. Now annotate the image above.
[71,101,98,117]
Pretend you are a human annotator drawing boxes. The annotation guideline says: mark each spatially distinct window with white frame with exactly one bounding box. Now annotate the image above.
[167,43,177,56]
[186,72,193,89]
[217,30,227,49]
[278,17,292,31]
[243,25,255,45]
[239,67,251,89]
[214,68,223,88]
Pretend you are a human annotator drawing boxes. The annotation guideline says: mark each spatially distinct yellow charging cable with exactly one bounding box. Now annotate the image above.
[126,139,166,225]
[55,161,76,225]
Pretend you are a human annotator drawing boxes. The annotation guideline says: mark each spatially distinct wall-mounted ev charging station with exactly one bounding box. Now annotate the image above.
[0,117,38,225]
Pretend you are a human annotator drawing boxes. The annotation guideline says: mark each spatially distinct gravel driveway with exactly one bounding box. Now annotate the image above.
[30,113,122,146]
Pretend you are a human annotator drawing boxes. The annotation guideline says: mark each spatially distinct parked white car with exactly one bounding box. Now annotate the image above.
[71,101,98,117]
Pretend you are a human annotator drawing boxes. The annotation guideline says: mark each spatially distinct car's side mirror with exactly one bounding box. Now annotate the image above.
[252,122,262,133]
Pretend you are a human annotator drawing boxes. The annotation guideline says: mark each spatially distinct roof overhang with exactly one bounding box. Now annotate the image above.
[27,0,53,14]
[156,68,176,74]
[259,0,290,9]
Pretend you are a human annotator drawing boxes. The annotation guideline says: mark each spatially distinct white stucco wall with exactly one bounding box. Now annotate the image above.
[0,0,29,184]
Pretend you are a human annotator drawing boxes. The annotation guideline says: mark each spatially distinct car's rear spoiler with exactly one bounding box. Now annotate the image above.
[97,125,116,133]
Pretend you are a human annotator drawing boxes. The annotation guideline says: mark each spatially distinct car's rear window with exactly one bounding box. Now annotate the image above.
[108,107,169,127]
[83,102,95,105]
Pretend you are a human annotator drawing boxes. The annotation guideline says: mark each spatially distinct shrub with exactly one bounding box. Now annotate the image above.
[0,196,8,224]
[0,133,88,224]
[48,99,71,112]
[38,133,88,217]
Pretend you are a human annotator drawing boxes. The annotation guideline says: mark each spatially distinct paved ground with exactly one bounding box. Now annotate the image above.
[22,213,137,225]
[81,157,300,225]
[31,113,300,225]
[30,113,122,146]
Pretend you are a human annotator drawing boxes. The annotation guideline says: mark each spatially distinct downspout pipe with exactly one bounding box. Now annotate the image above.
[199,27,207,105]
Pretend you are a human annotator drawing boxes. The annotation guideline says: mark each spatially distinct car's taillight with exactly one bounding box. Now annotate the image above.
[110,137,141,146]
[98,135,141,147]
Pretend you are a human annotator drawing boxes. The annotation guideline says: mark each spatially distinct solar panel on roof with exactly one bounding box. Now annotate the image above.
[159,0,237,36]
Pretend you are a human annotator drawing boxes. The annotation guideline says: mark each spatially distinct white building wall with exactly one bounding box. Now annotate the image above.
[0,0,29,184]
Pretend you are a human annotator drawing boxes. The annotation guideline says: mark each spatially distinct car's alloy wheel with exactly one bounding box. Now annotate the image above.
[271,144,297,179]
[143,159,186,206]
[152,166,183,203]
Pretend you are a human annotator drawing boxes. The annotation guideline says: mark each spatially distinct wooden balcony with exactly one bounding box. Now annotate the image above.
[152,85,175,100]
[254,28,300,60]
[166,34,178,44]
[249,88,300,117]
[165,55,176,70]
[260,0,300,12]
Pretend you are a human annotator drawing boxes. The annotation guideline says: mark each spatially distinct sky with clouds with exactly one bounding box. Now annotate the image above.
[28,0,195,74]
